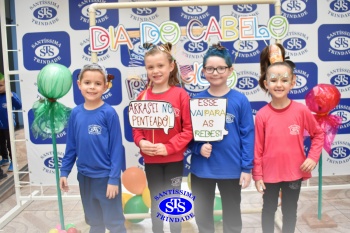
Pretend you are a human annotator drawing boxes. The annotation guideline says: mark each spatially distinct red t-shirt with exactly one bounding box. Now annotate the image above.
[253,101,324,182]
[132,86,193,164]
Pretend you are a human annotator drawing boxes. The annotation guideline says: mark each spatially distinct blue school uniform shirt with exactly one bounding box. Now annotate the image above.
[60,103,124,185]
[190,89,254,179]
[0,92,22,129]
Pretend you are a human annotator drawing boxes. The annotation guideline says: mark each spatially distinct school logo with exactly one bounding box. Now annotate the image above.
[40,151,65,174]
[235,70,260,96]
[69,0,119,30]
[223,40,265,64]
[121,38,145,67]
[289,124,300,135]
[185,82,209,98]
[154,189,195,222]
[274,0,317,24]
[283,31,309,58]
[30,1,59,26]
[289,62,317,99]
[22,31,71,70]
[327,140,350,164]
[170,5,219,26]
[182,40,208,60]
[72,68,122,106]
[226,113,235,124]
[330,98,350,134]
[231,4,259,18]
[328,0,350,17]
[80,38,110,63]
[318,24,350,61]
[28,109,68,144]
[88,125,102,135]
[328,67,350,94]
[129,0,159,22]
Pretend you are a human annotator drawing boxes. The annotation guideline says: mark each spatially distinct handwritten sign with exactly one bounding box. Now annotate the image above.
[128,100,175,134]
[190,98,228,142]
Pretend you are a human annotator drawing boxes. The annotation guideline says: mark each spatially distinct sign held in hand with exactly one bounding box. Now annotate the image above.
[128,100,175,134]
[190,98,228,141]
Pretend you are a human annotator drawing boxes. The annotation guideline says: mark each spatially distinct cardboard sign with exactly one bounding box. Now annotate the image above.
[190,98,228,141]
[128,100,175,134]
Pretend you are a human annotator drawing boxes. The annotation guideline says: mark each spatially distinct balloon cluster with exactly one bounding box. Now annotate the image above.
[48,223,78,233]
[305,84,342,154]
[121,167,150,223]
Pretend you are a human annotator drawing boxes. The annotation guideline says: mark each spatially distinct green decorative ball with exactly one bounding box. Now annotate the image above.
[37,63,72,99]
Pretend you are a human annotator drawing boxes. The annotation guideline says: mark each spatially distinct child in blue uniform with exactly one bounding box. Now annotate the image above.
[0,72,22,172]
[190,43,254,233]
[60,63,126,233]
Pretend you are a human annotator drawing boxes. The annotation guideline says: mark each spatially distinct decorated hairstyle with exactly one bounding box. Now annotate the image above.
[262,61,295,92]
[203,43,232,68]
[259,43,295,92]
[78,63,114,84]
[143,42,180,87]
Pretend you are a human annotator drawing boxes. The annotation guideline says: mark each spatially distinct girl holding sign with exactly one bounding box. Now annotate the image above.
[190,43,255,233]
[132,42,193,233]
[253,56,324,232]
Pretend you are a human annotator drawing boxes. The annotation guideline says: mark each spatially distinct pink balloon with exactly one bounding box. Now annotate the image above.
[305,84,341,114]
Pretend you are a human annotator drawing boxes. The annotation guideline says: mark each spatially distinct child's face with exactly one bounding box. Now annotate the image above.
[264,65,295,99]
[203,56,233,88]
[77,70,107,103]
[145,52,174,88]
[0,80,5,94]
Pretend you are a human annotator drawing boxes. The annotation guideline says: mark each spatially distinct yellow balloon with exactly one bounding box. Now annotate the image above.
[142,187,151,208]
[48,229,58,233]
[122,192,133,210]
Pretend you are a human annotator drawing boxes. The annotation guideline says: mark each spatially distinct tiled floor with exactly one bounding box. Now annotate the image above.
[1,129,350,233]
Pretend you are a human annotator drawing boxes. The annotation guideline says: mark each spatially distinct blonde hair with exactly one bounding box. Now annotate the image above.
[143,42,180,86]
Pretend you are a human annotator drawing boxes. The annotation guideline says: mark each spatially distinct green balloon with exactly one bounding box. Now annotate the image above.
[37,63,72,99]
[124,195,149,223]
[65,223,76,230]
[213,196,222,222]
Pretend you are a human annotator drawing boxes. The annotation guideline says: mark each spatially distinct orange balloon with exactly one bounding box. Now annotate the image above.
[122,167,147,195]
[122,192,133,210]
[142,187,151,208]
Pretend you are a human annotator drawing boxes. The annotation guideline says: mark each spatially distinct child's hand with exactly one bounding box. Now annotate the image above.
[139,139,157,156]
[255,180,266,194]
[200,143,212,158]
[300,158,317,172]
[106,184,119,199]
[60,177,69,192]
[154,143,168,156]
[240,172,251,189]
